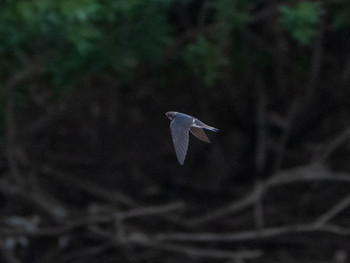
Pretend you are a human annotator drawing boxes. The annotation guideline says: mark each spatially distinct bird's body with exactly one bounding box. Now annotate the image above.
[166,111,219,165]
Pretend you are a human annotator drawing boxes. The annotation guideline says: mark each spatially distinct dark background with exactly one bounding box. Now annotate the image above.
[1,0,350,262]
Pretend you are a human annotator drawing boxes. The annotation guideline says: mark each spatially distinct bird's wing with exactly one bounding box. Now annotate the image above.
[190,127,211,143]
[170,119,191,165]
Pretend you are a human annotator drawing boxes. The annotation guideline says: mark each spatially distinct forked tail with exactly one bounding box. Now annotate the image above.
[207,126,219,132]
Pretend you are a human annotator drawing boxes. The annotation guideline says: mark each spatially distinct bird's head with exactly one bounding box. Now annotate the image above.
[166,111,177,120]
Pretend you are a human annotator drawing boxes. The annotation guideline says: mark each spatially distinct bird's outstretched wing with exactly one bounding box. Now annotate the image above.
[190,127,211,143]
[170,119,191,165]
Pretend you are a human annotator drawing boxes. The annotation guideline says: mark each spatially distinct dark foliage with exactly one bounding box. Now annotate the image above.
[1,0,350,262]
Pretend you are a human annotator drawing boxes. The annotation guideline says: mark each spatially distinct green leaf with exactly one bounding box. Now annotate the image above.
[332,0,350,29]
[183,36,228,86]
[0,0,172,86]
[212,0,255,29]
[280,2,322,45]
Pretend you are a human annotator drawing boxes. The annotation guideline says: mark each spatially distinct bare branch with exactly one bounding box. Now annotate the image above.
[342,49,350,85]
[189,165,350,226]
[129,233,263,260]
[155,223,350,243]
[315,193,350,225]
[121,201,184,219]
[272,98,300,172]
[313,126,350,163]
[40,167,137,207]
[4,54,41,184]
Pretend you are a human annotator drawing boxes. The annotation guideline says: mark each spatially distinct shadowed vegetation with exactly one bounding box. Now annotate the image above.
[1,0,350,262]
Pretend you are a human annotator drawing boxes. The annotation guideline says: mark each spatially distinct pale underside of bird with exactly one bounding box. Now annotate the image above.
[166,111,219,165]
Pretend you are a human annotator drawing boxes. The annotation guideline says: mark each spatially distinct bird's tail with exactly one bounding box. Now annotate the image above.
[195,119,219,132]
[205,125,219,132]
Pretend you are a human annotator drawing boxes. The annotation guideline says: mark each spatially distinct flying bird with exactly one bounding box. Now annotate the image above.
[166,111,219,165]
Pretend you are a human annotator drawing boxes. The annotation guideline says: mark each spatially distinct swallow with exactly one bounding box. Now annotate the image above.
[166,111,219,165]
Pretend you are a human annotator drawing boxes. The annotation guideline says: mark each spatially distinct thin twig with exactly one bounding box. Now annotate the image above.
[189,165,350,226]
[307,11,325,96]
[61,243,112,262]
[342,48,350,85]
[0,175,68,220]
[273,6,289,94]
[315,192,350,225]
[4,54,40,184]
[130,235,263,260]
[313,126,350,163]
[272,98,300,172]
[188,187,260,226]
[254,77,268,175]
[155,223,350,243]
[253,180,265,230]
[40,167,137,207]
[253,78,268,229]
[121,201,184,219]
